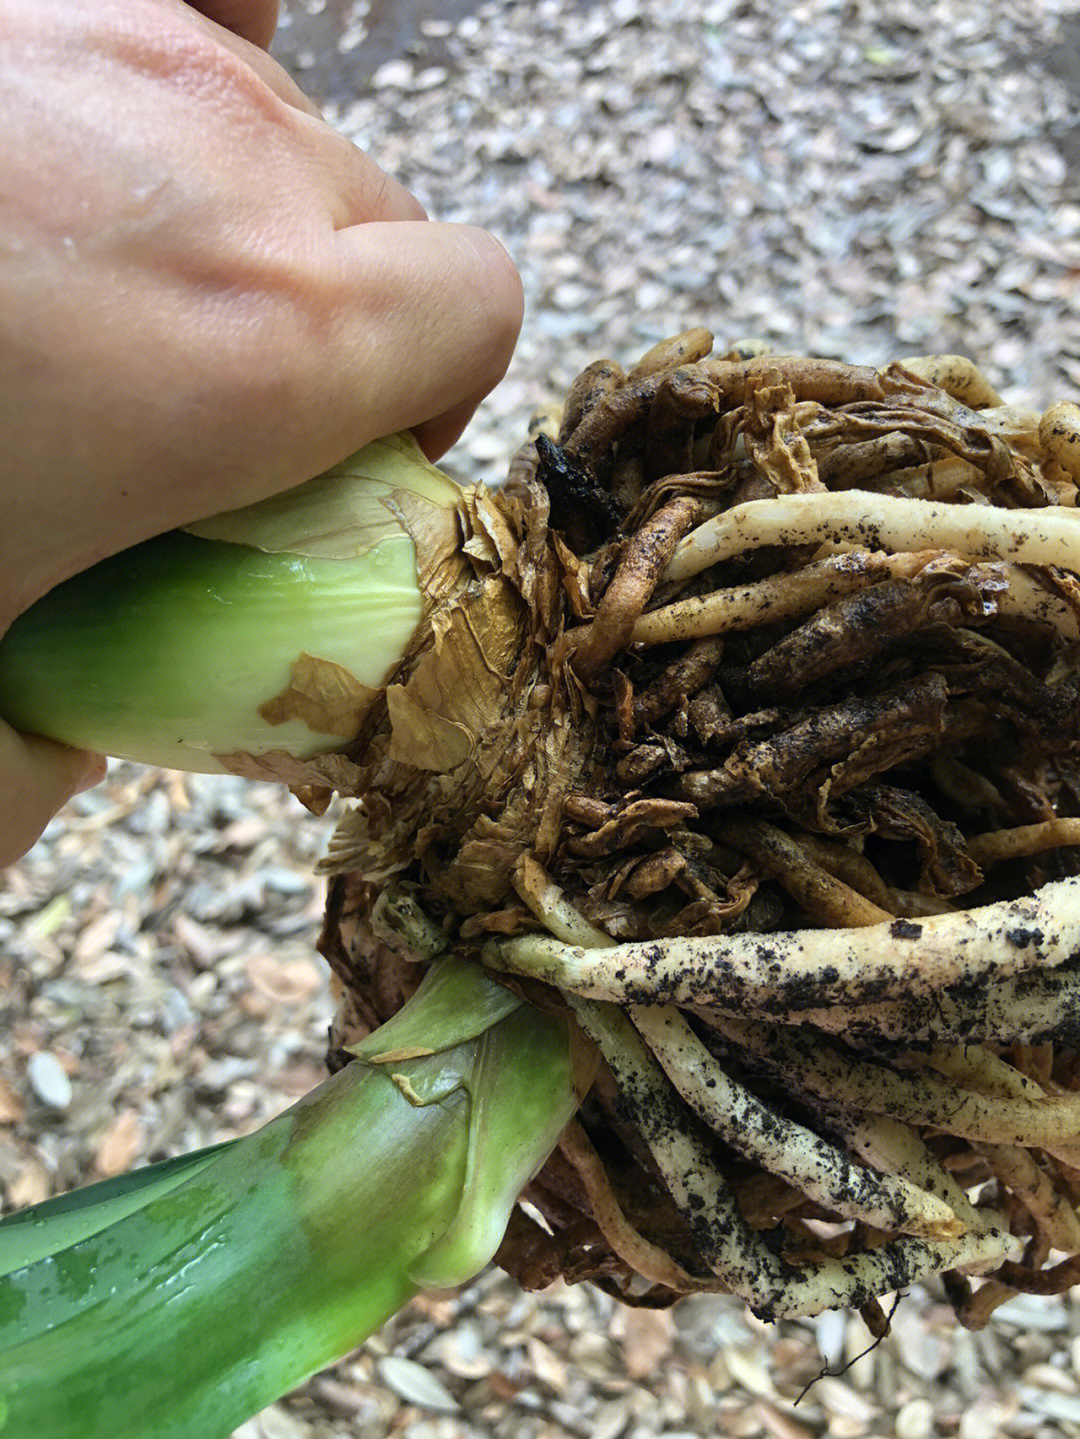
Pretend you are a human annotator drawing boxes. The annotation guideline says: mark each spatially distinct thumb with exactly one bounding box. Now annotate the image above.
[0,725,106,868]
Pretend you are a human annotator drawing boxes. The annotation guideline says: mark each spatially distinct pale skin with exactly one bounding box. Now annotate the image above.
[0,0,524,866]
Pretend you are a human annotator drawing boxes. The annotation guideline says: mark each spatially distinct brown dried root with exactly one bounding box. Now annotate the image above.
[558,1120,729,1294]
[572,495,703,685]
[968,818,1080,866]
[709,817,891,926]
[973,1143,1080,1252]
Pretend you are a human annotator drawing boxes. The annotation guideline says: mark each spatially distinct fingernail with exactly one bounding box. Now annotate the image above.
[73,753,108,795]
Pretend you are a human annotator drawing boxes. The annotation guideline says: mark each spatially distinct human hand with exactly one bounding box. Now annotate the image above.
[0,0,523,864]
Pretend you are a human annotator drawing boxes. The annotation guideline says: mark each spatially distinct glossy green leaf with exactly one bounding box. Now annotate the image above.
[0,960,579,1439]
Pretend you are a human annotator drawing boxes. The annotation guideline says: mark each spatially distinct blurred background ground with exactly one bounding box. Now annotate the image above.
[4,0,1080,1434]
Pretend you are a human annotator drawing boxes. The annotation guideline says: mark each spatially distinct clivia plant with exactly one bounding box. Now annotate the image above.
[4,330,1080,1436]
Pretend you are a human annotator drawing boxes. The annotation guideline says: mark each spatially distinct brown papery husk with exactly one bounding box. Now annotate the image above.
[317,333,1080,1322]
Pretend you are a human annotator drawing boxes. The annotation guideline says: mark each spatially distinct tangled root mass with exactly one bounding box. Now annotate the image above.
[319,333,1080,1326]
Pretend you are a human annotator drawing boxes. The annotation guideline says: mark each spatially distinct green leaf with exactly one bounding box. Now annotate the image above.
[0,960,579,1439]
[349,953,522,1062]
[0,1141,234,1276]
[411,1003,583,1288]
